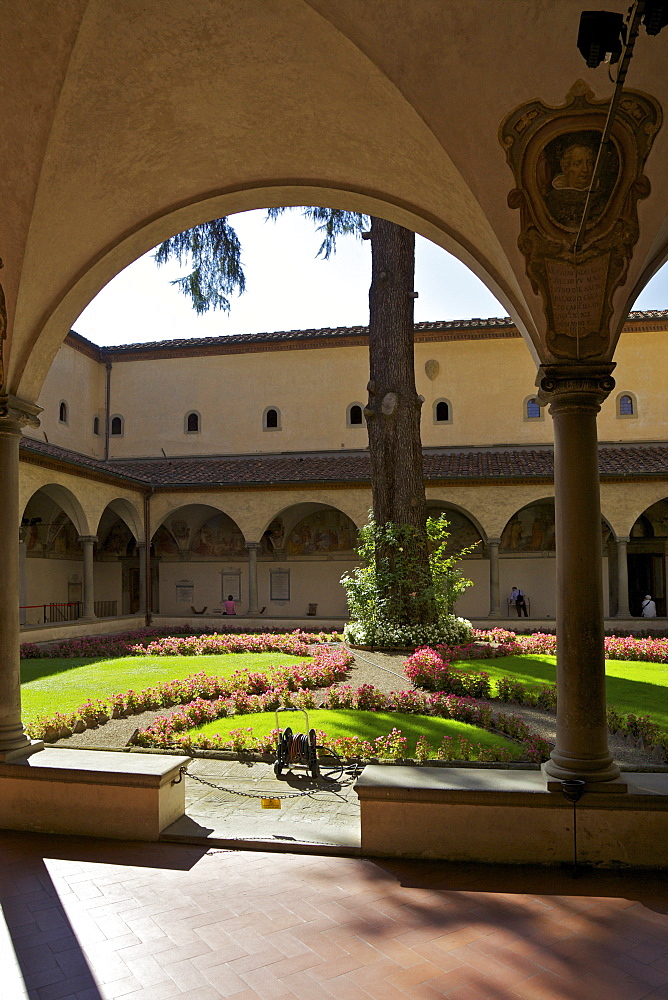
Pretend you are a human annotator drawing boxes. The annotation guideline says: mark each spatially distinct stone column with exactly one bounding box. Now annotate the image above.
[78,535,97,619]
[0,394,43,760]
[18,532,27,625]
[137,543,146,613]
[246,542,260,615]
[487,537,502,618]
[537,365,620,785]
[615,537,630,618]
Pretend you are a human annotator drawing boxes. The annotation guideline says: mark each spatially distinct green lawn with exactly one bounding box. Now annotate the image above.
[452,654,668,730]
[192,708,519,757]
[20,653,308,722]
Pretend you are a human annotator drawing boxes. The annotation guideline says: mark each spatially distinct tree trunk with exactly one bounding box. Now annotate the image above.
[365,217,435,623]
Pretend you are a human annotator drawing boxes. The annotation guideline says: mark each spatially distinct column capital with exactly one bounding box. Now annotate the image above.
[77,535,98,545]
[246,541,261,551]
[615,535,630,545]
[486,536,501,548]
[0,394,42,433]
[535,363,616,414]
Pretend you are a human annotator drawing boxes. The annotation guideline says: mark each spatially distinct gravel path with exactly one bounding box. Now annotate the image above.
[51,646,665,767]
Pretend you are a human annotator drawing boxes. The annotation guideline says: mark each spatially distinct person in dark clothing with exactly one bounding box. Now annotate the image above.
[515,591,528,617]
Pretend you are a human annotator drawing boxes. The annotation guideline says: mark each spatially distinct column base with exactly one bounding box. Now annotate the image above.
[487,612,502,619]
[0,739,44,762]
[542,758,625,790]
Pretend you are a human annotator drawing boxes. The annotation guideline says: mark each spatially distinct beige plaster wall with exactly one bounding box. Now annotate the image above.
[157,557,354,618]
[24,557,123,613]
[29,323,668,461]
[25,557,81,610]
[24,342,105,457]
[95,562,123,605]
[599,328,668,443]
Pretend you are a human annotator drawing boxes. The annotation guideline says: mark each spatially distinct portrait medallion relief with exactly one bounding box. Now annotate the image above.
[500,81,662,361]
[539,129,619,232]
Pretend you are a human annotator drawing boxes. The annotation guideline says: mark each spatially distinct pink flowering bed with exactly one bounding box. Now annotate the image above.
[133,682,551,763]
[471,627,668,663]
[404,640,668,760]
[20,628,342,660]
[25,647,353,742]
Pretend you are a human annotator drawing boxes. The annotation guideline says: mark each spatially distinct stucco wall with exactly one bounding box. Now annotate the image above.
[157,557,354,618]
[24,342,105,458]
[26,321,668,460]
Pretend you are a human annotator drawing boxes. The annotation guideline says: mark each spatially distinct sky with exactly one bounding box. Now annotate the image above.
[74,209,668,347]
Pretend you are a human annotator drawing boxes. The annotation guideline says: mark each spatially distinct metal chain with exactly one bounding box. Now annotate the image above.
[182,765,359,798]
[182,767,317,799]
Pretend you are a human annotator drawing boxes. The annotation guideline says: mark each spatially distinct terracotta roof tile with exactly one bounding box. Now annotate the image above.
[19,437,668,488]
[65,309,668,357]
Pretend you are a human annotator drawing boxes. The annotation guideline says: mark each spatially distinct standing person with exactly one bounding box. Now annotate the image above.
[641,594,657,618]
[224,594,237,615]
[516,591,528,618]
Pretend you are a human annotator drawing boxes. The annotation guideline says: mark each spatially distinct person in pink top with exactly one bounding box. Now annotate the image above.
[224,595,236,615]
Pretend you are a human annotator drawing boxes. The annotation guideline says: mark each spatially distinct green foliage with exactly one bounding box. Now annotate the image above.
[341,512,475,647]
[266,207,367,259]
[154,218,246,314]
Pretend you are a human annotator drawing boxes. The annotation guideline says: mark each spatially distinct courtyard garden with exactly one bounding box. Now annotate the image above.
[19,627,668,764]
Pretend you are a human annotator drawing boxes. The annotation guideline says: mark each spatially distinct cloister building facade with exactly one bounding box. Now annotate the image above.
[19,308,668,632]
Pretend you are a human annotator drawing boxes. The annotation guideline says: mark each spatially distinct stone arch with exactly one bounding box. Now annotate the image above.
[260,501,359,558]
[152,503,247,557]
[95,497,143,544]
[622,497,668,618]
[425,500,485,555]
[22,483,89,537]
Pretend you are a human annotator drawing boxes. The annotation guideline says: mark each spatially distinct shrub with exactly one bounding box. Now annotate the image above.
[404,647,491,698]
[340,511,475,649]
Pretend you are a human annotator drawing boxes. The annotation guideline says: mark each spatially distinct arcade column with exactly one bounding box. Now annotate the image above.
[0,395,43,760]
[487,537,502,618]
[537,365,620,785]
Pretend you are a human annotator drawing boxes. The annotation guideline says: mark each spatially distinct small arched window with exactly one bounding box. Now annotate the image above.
[263,407,281,430]
[526,398,541,419]
[110,415,123,436]
[434,399,452,424]
[185,411,200,433]
[617,393,636,418]
[347,403,364,427]
[93,416,100,436]
[59,401,68,424]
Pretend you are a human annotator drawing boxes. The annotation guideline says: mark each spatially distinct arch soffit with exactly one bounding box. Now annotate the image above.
[15,184,532,402]
[8,4,668,399]
[600,484,668,539]
[259,500,360,543]
[425,499,486,544]
[425,485,556,540]
[151,501,245,545]
[94,497,143,543]
[8,0,538,396]
[256,493,370,542]
[22,482,89,536]
[499,494,556,531]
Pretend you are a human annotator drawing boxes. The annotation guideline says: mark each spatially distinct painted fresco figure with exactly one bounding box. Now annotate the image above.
[539,130,618,232]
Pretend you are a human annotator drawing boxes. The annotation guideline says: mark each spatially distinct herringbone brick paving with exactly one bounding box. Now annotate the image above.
[1,832,667,1000]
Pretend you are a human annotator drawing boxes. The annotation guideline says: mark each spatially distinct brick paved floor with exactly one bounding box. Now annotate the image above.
[2,831,667,1000]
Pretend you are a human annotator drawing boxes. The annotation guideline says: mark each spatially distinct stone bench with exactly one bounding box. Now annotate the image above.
[355,765,668,867]
[0,748,190,840]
